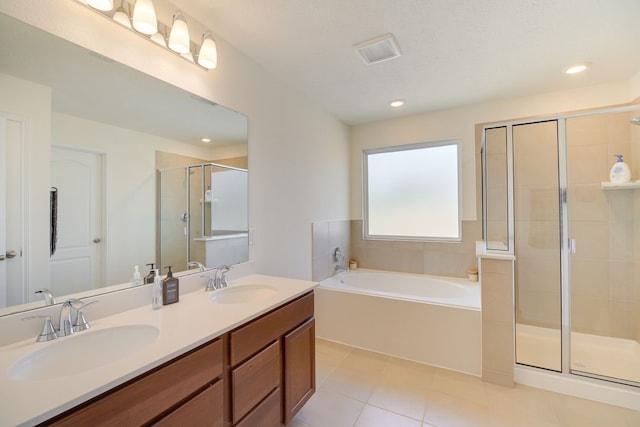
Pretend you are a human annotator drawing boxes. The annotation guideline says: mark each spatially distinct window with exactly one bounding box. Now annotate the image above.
[363,139,461,241]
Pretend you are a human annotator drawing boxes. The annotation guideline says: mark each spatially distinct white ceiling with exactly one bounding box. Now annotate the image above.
[174,0,640,124]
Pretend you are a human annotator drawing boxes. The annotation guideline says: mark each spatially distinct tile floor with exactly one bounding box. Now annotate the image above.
[289,338,640,427]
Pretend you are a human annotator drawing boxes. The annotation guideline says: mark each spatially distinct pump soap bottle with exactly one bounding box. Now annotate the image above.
[162,266,179,305]
[610,154,631,184]
[152,270,163,309]
[144,263,156,284]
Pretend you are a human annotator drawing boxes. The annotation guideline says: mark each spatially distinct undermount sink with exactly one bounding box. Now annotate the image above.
[9,324,159,381]
[209,284,277,304]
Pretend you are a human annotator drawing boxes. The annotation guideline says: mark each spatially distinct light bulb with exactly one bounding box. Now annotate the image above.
[132,0,158,35]
[87,0,114,11]
[198,33,217,69]
[168,11,190,54]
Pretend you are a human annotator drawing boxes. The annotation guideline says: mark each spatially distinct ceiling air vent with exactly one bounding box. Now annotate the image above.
[354,33,402,65]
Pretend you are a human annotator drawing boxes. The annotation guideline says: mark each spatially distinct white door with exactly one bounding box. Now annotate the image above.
[0,116,25,308]
[50,147,103,296]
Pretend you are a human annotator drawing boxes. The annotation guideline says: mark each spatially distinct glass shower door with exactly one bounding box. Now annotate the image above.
[566,111,640,385]
[513,120,562,371]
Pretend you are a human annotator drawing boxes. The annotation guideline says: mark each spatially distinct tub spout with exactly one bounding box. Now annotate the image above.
[335,265,350,273]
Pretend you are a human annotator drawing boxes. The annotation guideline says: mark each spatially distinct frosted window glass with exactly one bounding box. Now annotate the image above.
[364,141,460,240]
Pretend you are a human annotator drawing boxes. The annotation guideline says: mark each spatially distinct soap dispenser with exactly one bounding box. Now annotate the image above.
[610,154,631,184]
[144,263,156,284]
[204,185,212,202]
[152,270,163,310]
[162,266,179,305]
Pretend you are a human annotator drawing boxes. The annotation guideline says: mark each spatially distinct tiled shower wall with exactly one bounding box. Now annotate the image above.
[311,219,480,282]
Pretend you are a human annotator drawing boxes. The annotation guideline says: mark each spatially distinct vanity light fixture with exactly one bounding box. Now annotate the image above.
[87,0,114,11]
[564,63,589,75]
[201,137,212,143]
[197,32,218,69]
[389,99,405,108]
[78,0,218,71]
[168,11,190,54]
[132,0,158,35]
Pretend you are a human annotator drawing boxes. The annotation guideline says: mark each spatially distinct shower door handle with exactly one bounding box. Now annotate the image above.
[568,238,576,254]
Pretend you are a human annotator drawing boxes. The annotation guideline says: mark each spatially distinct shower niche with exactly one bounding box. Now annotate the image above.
[157,162,248,273]
[482,105,640,387]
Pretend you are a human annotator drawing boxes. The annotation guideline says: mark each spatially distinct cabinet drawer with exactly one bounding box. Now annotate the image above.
[51,339,223,426]
[230,291,313,365]
[232,340,280,422]
[235,387,281,427]
[153,380,223,427]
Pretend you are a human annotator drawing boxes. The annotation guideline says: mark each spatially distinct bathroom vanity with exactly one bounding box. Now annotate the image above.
[0,275,316,426]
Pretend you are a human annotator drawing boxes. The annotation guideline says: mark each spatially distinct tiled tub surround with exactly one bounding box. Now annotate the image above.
[311,220,480,282]
[0,272,316,426]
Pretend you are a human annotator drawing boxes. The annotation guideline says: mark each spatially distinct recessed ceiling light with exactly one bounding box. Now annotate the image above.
[389,99,405,108]
[201,137,211,143]
[565,63,589,75]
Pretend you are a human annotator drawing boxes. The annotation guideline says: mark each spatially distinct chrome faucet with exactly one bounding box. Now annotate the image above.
[58,300,75,337]
[35,288,57,305]
[214,265,232,289]
[203,274,216,291]
[335,264,350,273]
[188,261,206,272]
[58,299,97,337]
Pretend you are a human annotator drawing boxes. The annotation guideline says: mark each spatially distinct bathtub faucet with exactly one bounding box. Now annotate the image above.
[335,264,350,274]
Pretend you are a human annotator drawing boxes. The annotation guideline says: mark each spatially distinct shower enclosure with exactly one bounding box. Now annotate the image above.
[482,105,640,387]
[157,163,248,273]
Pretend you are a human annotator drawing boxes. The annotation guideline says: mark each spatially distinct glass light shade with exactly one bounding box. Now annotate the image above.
[132,0,158,35]
[198,35,217,69]
[168,12,190,54]
[87,0,114,11]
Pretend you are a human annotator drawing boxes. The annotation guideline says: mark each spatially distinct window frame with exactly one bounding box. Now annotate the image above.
[362,138,462,242]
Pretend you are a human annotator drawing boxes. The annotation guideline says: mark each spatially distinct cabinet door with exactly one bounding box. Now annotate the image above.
[283,318,315,424]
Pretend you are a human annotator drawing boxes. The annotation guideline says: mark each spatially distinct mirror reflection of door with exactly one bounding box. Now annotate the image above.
[0,116,25,308]
[50,147,103,296]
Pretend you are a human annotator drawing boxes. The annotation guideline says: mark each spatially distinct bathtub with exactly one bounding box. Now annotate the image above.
[316,269,482,375]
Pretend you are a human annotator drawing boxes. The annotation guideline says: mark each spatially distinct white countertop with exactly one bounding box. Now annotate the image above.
[0,274,317,427]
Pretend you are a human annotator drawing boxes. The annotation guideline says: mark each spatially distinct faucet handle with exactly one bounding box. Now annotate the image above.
[72,300,99,332]
[201,274,216,292]
[219,265,232,288]
[22,316,58,342]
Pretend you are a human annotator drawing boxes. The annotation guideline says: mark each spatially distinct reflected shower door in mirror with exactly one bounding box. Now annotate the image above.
[157,161,248,273]
[513,120,562,372]
[0,13,248,316]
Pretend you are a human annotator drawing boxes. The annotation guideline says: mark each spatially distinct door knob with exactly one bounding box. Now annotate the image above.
[93,238,102,243]
[0,250,17,261]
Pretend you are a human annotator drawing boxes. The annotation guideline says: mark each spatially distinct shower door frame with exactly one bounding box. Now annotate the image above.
[482,103,640,387]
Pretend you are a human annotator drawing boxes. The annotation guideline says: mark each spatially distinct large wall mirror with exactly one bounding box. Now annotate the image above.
[0,13,248,316]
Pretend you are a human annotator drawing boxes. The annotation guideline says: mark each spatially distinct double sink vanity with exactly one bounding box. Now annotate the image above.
[0,274,317,426]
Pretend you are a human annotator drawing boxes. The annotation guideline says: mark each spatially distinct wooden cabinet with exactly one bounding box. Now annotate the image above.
[229,291,315,426]
[43,291,315,427]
